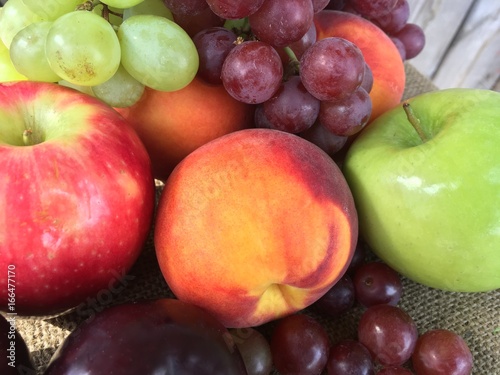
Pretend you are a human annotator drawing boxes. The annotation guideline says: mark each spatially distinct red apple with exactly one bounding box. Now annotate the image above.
[0,81,155,316]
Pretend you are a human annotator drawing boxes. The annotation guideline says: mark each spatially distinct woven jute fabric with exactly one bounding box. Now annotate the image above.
[15,63,500,374]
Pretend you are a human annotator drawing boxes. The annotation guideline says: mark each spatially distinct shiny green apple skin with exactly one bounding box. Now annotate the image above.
[343,88,500,292]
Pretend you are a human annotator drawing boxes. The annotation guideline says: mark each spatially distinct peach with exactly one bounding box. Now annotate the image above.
[116,76,254,181]
[154,128,358,328]
[314,10,405,121]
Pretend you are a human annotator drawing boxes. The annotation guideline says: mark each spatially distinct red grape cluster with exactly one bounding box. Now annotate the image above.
[231,243,474,375]
[166,0,426,158]
[326,0,425,60]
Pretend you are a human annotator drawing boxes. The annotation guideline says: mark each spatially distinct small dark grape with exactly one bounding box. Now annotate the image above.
[318,86,372,137]
[353,261,403,307]
[327,339,375,375]
[262,75,320,134]
[350,0,399,19]
[270,314,330,375]
[392,23,426,59]
[312,0,330,13]
[412,329,473,375]
[325,0,346,11]
[299,121,348,157]
[173,7,224,37]
[347,239,369,275]
[390,37,407,60]
[163,0,208,16]
[361,63,374,93]
[193,27,237,85]
[287,22,317,61]
[313,274,356,317]
[358,304,418,366]
[372,0,410,34]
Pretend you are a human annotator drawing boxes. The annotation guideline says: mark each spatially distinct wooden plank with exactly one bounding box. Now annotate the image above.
[406,0,476,80]
[432,0,500,90]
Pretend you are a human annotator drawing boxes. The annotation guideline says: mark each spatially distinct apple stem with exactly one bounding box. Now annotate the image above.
[403,101,429,143]
[23,129,34,146]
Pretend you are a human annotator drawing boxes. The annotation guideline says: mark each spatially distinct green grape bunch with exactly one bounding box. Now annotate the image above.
[0,0,200,108]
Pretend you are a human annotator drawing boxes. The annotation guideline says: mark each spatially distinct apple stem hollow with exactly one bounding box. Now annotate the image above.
[403,101,428,143]
[23,129,33,146]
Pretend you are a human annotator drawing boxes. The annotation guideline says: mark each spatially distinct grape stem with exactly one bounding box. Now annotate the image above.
[403,101,429,143]
[283,47,300,81]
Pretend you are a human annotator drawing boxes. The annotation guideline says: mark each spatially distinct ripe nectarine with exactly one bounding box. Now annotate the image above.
[154,128,358,328]
[116,76,254,181]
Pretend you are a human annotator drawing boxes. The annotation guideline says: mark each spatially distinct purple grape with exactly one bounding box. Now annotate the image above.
[262,75,320,133]
[300,37,365,101]
[193,27,237,85]
[327,339,375,375]
[353,261,403,307]
[319,86,372,136]
[288,22,317,61]
[205,0,265,19]
[372,0,410,34]
[249,0,314,48]
[270,314,330,375]
[299,121,348,157]
[350,0,399,19]
[390,36,407,60]
[358,304,418,366]
[312,0,330,13]
[361,63,374,93]
[221,40,283,104]
[412,329,473,375]
[163,0,208,16]
[393,23,426,59]
[313,274,356,317]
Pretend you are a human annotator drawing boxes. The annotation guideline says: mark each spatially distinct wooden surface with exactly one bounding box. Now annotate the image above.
[406,0,500,91]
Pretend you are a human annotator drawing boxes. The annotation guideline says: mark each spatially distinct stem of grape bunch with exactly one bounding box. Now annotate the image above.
[403,101,429,143]
[77,0,123,24]
[283,47,300,80]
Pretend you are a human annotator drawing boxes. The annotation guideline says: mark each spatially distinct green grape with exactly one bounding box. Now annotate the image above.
[92,3,124,27]
[9,21,61,82]
[22,0,84,20]
[123,0,174,20]
[118,15,199,92]
[45,10,121,86]
[92,64,145,108]
[101,0,144,8]
[0,39,28,82]
[0,0,45,48]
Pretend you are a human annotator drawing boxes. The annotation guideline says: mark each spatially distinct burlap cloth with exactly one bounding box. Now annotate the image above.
[16,63,500,374]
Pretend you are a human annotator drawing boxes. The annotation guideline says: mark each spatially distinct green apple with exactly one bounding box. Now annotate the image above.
[343,88,500,292]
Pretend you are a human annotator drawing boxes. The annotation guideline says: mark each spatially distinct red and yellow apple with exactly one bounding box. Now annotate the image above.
[154,128,358,328]
[314,10,406,121]
[116,76,255,181]
[0,81,155,316]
